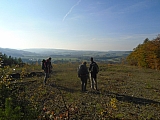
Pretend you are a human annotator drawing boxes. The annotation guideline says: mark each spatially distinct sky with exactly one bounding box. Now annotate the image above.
[0,0,160,51]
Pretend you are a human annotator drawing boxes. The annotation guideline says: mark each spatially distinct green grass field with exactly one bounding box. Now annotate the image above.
[3,63,160,119]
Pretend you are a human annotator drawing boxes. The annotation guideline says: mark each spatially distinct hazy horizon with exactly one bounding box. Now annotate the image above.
[0,47,133,52]
[0,0,160,51]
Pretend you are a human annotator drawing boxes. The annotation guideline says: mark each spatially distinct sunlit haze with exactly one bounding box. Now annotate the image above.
[0,0,160,51]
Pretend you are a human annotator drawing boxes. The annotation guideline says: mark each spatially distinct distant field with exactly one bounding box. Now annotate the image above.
[13,49,131,64]
[8,63,160,119]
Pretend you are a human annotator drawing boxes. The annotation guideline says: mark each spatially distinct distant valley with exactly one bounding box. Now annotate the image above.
[0,48,132,64]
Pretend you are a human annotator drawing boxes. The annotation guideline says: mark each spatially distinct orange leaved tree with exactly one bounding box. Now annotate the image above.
[127,36,160,70]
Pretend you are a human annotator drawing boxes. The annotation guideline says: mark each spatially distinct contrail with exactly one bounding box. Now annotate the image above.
[63,0,81,21]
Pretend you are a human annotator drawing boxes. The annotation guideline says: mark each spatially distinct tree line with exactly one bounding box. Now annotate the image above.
[127,35,160,70]
[0,52,23,67]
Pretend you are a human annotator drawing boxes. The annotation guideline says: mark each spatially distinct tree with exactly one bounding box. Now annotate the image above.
[127,35,160,70]
[143,38,149,44]
[0,53,23,67]
[18,58,22,64]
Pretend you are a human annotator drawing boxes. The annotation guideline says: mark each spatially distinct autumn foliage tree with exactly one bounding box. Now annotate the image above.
[127,35,160,70]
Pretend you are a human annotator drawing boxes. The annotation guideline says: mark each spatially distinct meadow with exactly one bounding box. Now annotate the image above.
[1,62,160,119]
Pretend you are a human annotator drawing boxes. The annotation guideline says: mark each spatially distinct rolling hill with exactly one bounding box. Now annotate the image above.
[0,48,38,58]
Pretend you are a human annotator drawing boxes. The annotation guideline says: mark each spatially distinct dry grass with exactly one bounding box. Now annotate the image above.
[17,63,160,119]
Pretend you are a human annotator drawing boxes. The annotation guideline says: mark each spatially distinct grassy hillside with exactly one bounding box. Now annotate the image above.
[1,63,160,119]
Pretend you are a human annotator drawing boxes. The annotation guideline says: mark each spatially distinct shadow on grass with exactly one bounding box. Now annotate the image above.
[49,83,79,93]
[106,91,160,105]
[49,80,160,105]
